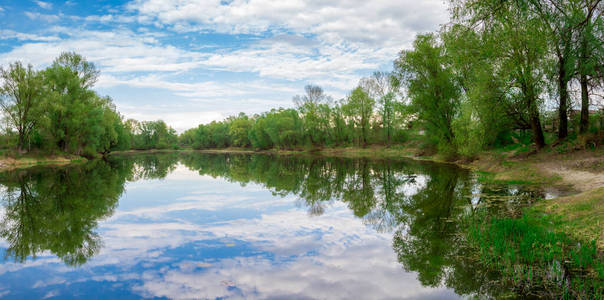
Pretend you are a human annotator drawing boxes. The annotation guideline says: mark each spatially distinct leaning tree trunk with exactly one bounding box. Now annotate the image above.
[528,94,546,150]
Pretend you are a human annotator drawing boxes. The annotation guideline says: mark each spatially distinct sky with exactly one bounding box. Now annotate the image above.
[0,0,449,131]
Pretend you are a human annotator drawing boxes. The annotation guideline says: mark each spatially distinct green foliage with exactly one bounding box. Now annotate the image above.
[248,108,303,150]
[3,0,603,157]
[293,85,332,146]
[342,86,375,146]
[394,34,461,154]
[133,120,178,150]
[0,52,180,156]
[227,113,252,147]
[0,62,44,152]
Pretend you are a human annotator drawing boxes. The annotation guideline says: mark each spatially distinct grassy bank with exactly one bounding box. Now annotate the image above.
[0,152,86,171]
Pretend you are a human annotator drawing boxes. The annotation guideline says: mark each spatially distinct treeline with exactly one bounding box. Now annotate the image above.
[179,81,408,150]
[180,0,604,157]
[0,52,178,156]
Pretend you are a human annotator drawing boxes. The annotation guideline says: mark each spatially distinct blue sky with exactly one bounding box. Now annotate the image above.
[0,0,448,131]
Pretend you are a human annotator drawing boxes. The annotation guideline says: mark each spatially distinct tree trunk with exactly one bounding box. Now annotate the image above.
[557,56,568,139]
[580,68,589,134]
[528,95,545,149]
[17,129,26,153]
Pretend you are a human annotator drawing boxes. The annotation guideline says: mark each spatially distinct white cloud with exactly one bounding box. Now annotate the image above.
[35,1,53,10]
[0,30,60,42]
[24,11,59,22]
[0,27,205,72]
[127,0,448,46]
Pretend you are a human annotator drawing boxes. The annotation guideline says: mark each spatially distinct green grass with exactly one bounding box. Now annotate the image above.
[538,187,604,249]
[466,209,603,298]
[476,170,534,185]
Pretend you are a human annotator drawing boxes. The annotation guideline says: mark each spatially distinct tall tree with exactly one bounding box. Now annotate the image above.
[293,85,331,145]
[524,0,603,137]
[451,0,548,149]
[343,86,375,146]
[394,34,461,152]
[527,0,575,139]
[0,62,43,152]
[362,71,399,145]
[575,1,604,133]
[42,52,102,154]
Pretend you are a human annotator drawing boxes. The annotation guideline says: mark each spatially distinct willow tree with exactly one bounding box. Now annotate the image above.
[362,71,399,145]
[42,52,102,154]
[451,0,548,149]
[522,0,604,137]
[293,85,331,146]
[0,62,43,152]
[342,86,375,146]
[575,1,604,133]
[394,34,461,153]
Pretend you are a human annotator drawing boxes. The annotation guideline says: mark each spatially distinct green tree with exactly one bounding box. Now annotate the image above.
[362,72,399,145]
[342,86,375,146]
[451,0,549,149]
[441,24,515,155]
[0,62,44,152]
[293,85,331,146]
[135,120,178,150]
[41,52,106,155]
[574,1,604,133]
[227,113,252,147]
[394,34,461,153]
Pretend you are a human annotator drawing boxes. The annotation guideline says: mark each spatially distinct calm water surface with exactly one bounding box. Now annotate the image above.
[0,153,554,299]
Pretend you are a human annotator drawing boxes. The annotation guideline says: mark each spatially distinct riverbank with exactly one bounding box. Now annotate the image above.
[0,153,86,171]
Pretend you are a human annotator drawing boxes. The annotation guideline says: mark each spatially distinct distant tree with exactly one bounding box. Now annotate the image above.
[227,113,252,147]
[293,85,331,145]
[362,71,399,145]
[342,86,375,146]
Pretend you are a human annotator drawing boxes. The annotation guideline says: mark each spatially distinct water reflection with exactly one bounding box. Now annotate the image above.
[0,160,129,266]
[0,153,596,299]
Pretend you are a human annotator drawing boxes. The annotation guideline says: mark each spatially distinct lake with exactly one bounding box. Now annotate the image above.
[0,153,599,299]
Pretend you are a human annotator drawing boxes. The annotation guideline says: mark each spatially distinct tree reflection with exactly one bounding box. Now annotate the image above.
[178,153,576,298]
[0,160,131,266]
[0,153,591,298]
